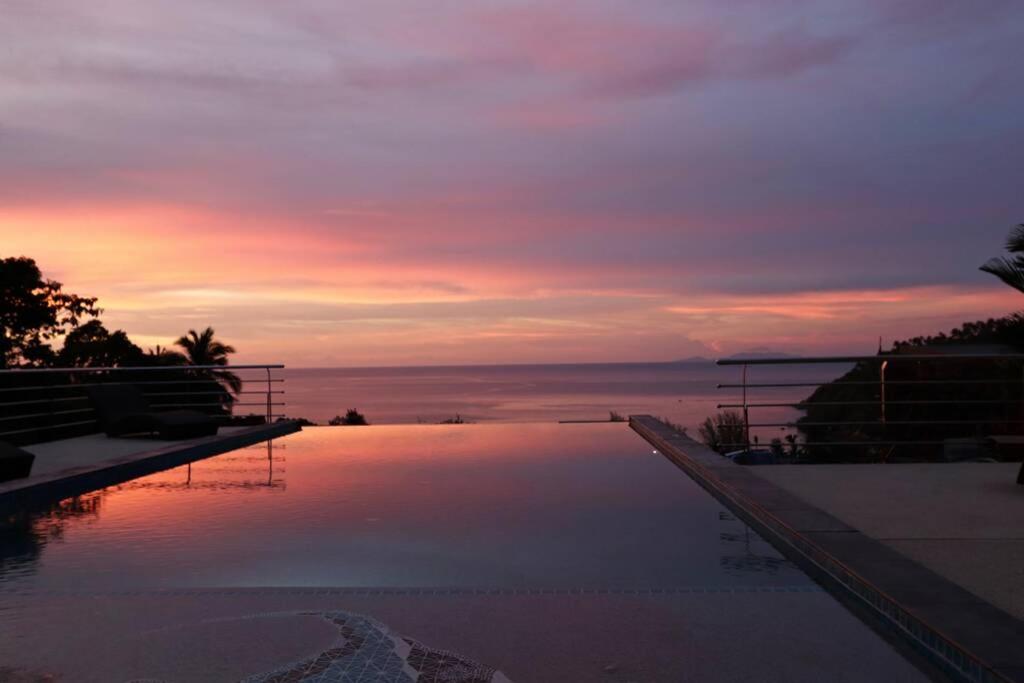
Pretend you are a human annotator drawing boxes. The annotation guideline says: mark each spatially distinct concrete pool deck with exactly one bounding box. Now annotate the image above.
[0,420,302,512]
[630,415,1024,683]
[752,462,1024,620]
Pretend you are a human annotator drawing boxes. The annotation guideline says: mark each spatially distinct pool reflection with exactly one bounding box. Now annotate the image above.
[0,425,809,593]
[718,512,790,575]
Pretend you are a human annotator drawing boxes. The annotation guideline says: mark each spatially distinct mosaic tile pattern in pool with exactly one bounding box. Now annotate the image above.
[244,611,511,683]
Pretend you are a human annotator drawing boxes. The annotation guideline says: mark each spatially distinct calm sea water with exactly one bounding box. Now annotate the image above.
[281,362,847,437]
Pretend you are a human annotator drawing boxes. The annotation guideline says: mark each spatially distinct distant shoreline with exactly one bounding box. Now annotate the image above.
[281,359,718,372]
[276,351,810,372]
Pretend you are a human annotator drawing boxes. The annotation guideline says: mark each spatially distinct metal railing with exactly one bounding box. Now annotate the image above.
[715,354,1024,457]
[0,364,285,442]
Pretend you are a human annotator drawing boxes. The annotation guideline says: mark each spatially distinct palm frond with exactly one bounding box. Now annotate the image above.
[207,341,236,358]
[980,256,1024,294]
[171,326,240,397]
[214,369,243,396]
[1005,224,1024,254]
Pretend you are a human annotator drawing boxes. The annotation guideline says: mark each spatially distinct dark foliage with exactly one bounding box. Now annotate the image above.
[56,320,144,368]
[145,345,188,366]
[698,411,745,454]
[1,256,100,368]
[281,417,318,427]
[799,315,1024,462]
[892,314,1024,351]
[0,258,243,444]
[980,224,1024,293]
[329,409,369,426]
[174,327,242,397]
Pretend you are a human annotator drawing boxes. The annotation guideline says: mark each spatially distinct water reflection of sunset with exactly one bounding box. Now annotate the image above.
[1,425,803,592]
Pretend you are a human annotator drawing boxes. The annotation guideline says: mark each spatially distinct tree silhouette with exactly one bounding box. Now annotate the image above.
[174,327,242,395]
[57,320,143,367]
[145,344,188,366]
[980,224,1024,293]
[329,409,369,426]
[0,256,100,367]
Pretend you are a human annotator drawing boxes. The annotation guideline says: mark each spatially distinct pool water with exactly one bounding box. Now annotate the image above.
[0,423,936,683]
[0,423,808,593]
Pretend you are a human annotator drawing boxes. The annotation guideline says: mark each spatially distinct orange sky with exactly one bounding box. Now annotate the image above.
[3,202,1020,366]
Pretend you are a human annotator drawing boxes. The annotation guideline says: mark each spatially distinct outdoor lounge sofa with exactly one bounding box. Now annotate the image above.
[86,384,219,440]
[0,441,35,482]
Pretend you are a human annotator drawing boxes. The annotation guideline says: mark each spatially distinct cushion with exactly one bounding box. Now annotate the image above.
[86,384,152,428]
[0,441,35,482]
[152,411,219,440]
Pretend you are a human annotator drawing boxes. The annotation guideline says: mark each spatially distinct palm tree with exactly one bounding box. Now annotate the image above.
[146,344,188,366]
[174,327,242,395]
[980,224,1024,293]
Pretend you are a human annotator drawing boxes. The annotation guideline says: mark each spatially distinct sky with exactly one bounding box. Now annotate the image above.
[2,0,1024,367]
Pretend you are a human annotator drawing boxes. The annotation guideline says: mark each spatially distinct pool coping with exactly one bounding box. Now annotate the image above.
[0,420,302,513]
[629,415,1024,683]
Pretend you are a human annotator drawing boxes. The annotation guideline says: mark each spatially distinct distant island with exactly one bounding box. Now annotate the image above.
[673,350,797,363]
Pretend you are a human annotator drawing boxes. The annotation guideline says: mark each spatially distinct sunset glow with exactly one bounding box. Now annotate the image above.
[3,1,1023,365]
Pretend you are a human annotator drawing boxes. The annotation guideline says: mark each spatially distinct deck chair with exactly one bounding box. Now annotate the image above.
[86,384,219,440]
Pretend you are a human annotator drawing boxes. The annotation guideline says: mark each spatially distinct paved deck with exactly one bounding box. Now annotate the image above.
[630,416,1024,683]
[753,463,1024,620]
[23,428,249,478]
[0,421,302,511]
[0,589,928,682]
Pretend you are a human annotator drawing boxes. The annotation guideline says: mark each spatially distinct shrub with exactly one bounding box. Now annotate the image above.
[698,411,746,454]
[329,409,369,426]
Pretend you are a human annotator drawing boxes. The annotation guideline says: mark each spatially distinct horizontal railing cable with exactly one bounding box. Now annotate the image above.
[0,363,287,441]
[714,353,1024,458]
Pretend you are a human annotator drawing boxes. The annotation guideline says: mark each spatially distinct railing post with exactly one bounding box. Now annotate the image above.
[266,367,272,423]
[880,359,888,426]
[742,363,750,452]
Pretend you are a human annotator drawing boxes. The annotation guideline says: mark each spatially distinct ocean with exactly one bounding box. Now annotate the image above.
[281,362,848,440]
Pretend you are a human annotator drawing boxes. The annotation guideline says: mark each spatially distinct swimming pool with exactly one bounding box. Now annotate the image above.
[0,424,927,682]
[1,423,806,592]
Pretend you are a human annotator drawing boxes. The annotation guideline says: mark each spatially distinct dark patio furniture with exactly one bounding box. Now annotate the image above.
[988,436,1024,484]
[0,441,35,482]
[86,384,219,440]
